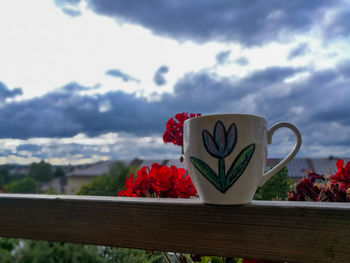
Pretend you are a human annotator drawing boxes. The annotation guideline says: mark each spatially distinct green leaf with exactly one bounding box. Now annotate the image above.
[190,157,221,191]
[225,144,255,191]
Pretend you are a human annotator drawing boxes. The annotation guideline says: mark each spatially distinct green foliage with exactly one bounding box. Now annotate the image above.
[0,246,13,263]
[9,172,27,182]
[0,239,164,263]
[14,241,106,263]
[54,167,65,178]
[0,238,18,251]
[254,167,293,201]
[0,166,10,185]
[29,160,54,182]
[43,188,58,195]
[77,161,138,196]
[6,177,38,193]
[102,247,163,263]
[0,238,18,263]
[199,256,241,263]
[77,175,115,196]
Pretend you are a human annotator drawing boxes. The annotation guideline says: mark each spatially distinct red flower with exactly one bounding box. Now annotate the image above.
[288,176,321,201]
[118,164,197,198]
[134,166,155,197]
[118,174,137,197]
[163,112,201,146]
[288,159,350,202]
[331,159,350,188]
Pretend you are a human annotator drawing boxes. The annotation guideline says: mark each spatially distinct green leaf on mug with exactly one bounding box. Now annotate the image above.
[190,157,221,191]
[225,143,255,190]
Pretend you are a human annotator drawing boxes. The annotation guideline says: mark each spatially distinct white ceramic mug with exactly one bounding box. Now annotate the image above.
[183,114,302,205]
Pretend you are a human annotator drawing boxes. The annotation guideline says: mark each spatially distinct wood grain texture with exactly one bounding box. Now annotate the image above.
[0,194,349,263]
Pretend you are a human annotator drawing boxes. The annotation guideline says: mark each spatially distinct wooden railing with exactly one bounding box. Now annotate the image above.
[0,194,349,263]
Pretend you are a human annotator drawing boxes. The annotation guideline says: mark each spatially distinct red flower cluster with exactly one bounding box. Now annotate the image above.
[163,112,201,146]
[332,159,350,188]
[118,163,197,198]
[288,159,350,202]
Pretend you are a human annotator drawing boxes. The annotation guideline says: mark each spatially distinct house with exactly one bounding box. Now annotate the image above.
[65,159,140,194]
[41,176,67,193]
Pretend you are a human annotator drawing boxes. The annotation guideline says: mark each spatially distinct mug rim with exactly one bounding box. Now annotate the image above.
[185,113,267,123]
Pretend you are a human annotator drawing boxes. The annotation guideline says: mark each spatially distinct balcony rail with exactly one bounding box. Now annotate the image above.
[0,194,349,262]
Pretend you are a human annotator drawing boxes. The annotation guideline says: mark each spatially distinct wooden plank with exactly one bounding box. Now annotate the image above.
[0,194,349,263]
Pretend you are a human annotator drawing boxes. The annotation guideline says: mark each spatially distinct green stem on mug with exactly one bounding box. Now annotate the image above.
[219,158,225,191]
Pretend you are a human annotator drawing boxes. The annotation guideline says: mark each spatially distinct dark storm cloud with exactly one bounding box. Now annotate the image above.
[2,60,350,157]
[310,61,350,124]
[0,86,167,139]
[0,82,22,100]
[252,63,350,124]
[0,65,301,139]
[287,43,310,60]
[153,65,169,86]
[216,50,231,64]
[250,60,350,156]
[64,0,342,46]
[324,9,350,39]
[106,69,139,82]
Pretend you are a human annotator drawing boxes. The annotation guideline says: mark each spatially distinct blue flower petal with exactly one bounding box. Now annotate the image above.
[202,129,219,157]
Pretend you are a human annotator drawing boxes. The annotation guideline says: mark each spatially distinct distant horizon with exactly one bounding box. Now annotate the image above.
[2,155,349,166]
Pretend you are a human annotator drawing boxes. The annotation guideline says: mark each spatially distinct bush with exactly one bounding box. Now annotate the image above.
[254,167,293,201]
[14,241,106,263]
[6,177,38,193]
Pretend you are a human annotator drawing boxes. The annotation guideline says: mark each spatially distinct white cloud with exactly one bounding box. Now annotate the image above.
[0,0,230,100]
[0,132,180,165]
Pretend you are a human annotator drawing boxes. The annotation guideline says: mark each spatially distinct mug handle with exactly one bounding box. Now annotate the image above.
[259,122,302,187]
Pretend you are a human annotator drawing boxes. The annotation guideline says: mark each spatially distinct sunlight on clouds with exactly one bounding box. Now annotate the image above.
[0,0,230,100]
[0,132,174,165]
[0,0,347,103]
[59,133,119,145]
[284,72,311,83]
[0,155,40,165]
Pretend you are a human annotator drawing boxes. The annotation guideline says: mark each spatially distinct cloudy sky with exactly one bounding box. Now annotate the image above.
[0,0,349,165]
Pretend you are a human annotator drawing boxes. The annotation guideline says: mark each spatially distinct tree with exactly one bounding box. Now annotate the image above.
[54,166,65,178]
[28,160,54,182]
[14,241,106,263]
[6,177,38,193]
[253,167,294,201]
[77,161,138,196]
[9,172,27,182]
[0,166,10,185]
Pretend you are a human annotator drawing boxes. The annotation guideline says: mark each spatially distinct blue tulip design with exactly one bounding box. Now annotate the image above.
[190,121,255,193]
[202,121,237,158]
